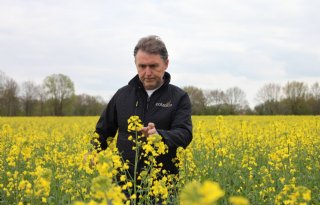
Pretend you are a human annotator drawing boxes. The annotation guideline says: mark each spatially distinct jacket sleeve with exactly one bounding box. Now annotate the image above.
[95,94,118,151]
[157,92,193,149]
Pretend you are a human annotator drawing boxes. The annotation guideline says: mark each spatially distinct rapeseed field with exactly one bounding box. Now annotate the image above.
[0,116,319,204]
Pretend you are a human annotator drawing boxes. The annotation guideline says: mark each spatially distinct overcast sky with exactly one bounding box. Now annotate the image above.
[1,0,320,108]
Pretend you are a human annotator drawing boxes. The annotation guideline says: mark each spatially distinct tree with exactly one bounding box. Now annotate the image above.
[224,87,248,114]
[43,74,75,116]
[73,94,106,115]
[0,70,5,91]
[256,83,281,103]
[0,70,6,115]
[183,86,206,115]
[282,81,310,114]
[309,82,320,114]
[255,83,281,114]
[37,85,47,116]
[283,81,308,100]
[203,89,226,114]
[21,81,39,116]
[1,77,20,116]
[310,82,320,100]
[205,89,225,106]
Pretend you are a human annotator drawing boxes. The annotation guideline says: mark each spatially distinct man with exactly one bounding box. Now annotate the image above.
[95,35,192,178]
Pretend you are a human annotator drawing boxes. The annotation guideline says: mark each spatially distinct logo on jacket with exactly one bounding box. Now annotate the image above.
[155,101,172,108]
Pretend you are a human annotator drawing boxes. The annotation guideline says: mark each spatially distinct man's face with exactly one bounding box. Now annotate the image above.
[135,50,168,90]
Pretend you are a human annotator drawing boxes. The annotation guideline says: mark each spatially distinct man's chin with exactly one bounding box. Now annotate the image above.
[143,83,157,90]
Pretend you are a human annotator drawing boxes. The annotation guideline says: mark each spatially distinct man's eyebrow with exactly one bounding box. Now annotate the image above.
[138,63,158,66]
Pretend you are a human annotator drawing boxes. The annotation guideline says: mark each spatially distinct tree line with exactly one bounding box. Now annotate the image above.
[0,71,106,116]
[183,81,320,115]
[1,70,319,116]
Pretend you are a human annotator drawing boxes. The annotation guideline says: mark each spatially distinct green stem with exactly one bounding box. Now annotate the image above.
[133,131,140,205]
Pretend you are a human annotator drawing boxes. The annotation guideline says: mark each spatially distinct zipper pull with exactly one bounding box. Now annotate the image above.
[147,97,150,110]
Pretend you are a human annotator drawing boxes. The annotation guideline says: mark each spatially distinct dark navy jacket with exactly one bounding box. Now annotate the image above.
[95,72,193,175]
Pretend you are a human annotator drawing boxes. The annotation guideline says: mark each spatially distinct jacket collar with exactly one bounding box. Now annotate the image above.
[128,72,171,89]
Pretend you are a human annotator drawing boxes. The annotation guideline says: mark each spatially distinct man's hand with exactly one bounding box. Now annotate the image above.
[141,122,158,137]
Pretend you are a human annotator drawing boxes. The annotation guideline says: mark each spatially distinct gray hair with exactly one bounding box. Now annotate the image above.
[133,35,168,61]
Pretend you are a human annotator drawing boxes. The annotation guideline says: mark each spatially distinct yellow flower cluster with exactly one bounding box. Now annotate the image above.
[127,115,143,132]
[32,166,52,200]
[275,184,311,205]
[142,134,168,157]
[180,180,225,205]
[229,196,250,205]
[0,115,319,204]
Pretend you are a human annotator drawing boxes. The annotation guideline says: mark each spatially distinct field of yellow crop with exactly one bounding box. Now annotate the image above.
[0,116,319,204]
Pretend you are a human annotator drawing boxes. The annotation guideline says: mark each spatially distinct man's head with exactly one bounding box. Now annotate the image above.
[134,35,169,90]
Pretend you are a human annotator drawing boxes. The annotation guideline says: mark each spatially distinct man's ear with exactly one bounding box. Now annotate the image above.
[165,59,169,70]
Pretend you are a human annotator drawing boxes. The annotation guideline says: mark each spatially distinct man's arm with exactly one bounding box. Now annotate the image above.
[95,94,118,150]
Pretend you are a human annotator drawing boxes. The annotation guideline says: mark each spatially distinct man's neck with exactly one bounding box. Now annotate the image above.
[145,82,163,97]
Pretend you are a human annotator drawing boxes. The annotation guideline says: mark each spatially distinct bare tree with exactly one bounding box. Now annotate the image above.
[283,81,308,100]
[205,89,225,106]
[309,82,320,114]
[224,87,248,113]
[0,70,5,91]
[282,81,309,114]
[37,84,47,116]
[2,78,20,116]
[256,83,281,103]
[254,83,282,114]
[21,81,39,116]
[0,70,7,115]
[43,74,75,116]
[310,82,320,100]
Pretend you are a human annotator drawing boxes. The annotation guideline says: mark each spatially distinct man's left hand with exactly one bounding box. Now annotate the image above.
[141,122,158,137]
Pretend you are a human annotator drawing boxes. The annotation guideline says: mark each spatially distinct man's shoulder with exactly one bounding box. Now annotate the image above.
[114,85,134,96]
[109,85,135,103]
[166,84,191,107]
[167,84,188,97]
[117,84,131,92]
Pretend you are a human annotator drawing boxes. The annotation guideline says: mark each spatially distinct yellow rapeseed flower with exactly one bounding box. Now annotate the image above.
[229,196,250,205]
[127,115,143,132]
[180,180,224,205]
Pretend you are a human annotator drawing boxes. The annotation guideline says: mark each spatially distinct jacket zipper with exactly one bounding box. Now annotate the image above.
[146,97,150,111]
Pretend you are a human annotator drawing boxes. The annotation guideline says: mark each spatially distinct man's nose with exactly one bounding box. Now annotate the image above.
[145,67,152,75]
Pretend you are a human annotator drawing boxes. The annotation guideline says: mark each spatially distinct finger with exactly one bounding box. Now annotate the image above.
[148,122,155,129]
[148,128,157,135]
[140,127,148,136]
